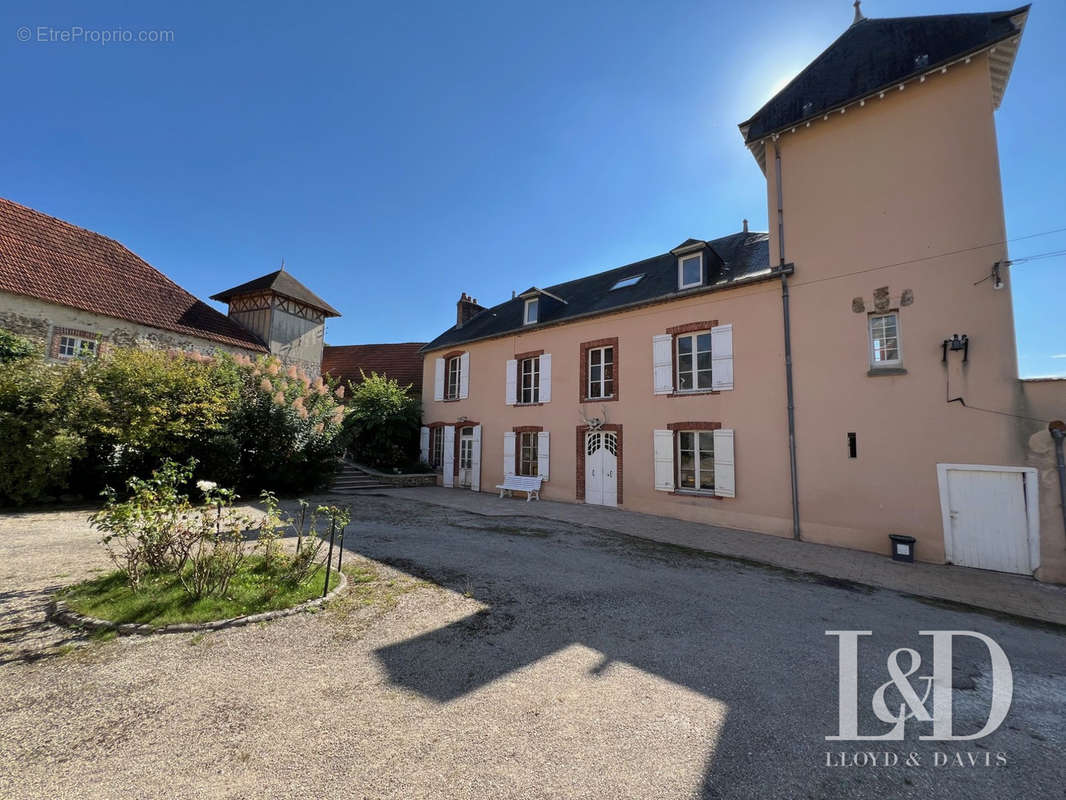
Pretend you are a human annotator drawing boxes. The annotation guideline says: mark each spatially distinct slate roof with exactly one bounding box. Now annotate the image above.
[739,5,1029,143]
[423,230,771,353]
[321,343,427,391]
[211,269,341,317]
[0,197,267,351]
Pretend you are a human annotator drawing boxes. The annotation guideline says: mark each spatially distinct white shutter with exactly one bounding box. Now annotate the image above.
[459,352,470,399]
[503,431,516,476]
[653,334,673,394]
[433,358,445,401]
[442,425,455,487]
[711,324,734,391]
[539,354,551,403]
[714,428,735,498]
[471,425,482,492]
[505,359,517,405]
[537,431,550,480]
[419,426,430,463]
[653,429,674,491]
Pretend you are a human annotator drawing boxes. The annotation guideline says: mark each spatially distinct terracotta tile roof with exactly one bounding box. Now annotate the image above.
[321,343,426,392]
[0,197,267,352]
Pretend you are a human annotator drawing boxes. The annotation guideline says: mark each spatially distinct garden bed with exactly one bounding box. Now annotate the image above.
[50,558,347,634]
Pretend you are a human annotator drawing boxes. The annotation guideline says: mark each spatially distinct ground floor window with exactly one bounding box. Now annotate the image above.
[678,430,714,491]
[58,335,97,359]
[518,431,538,476]
[430,427,444,468]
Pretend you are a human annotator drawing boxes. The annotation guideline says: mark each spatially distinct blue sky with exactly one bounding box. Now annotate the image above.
[2,1,1062,376]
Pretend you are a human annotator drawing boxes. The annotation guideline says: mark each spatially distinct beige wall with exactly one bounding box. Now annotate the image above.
[422,53,1066,584]
[0,292,262,360]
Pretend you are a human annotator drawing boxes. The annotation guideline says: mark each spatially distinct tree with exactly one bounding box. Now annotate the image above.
[343,371,420,468]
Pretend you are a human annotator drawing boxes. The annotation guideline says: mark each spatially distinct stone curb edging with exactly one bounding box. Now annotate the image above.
[46,570,348,636]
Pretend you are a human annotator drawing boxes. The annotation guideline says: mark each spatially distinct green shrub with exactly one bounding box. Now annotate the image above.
[0,330,36,363]
[342,371,420,468]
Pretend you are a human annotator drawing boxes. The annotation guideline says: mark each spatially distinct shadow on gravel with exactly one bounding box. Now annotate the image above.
[0,585,87,665]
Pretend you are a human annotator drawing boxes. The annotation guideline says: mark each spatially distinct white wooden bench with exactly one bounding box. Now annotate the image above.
[496,475,543,501]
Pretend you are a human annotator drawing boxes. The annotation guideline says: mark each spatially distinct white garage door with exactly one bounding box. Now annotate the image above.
[937,465,1039,575]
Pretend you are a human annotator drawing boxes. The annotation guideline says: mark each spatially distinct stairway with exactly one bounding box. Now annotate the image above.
[329,462,391,492]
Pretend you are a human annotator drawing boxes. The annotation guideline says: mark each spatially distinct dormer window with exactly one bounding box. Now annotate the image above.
[524,297,539,325]
[678,253,703,290]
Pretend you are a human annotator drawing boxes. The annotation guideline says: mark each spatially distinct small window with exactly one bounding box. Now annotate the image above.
[676,332,712,391]
[446,355,462,399]
[518,431,538,476]
[430,428,444,468]
[520,356,540,404]
[524,298,539,325]
[869,313,901,367]
[678,431,715,491]
[610,274,643,291]
[587,346,614,399]
[57,335,97,360]
[678,253,703,289]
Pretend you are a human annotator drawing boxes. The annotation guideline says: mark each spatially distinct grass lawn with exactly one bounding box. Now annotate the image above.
[58,558,342,627]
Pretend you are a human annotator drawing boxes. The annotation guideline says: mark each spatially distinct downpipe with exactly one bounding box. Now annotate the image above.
[1051,422,1066,543]
[776,141,801,541]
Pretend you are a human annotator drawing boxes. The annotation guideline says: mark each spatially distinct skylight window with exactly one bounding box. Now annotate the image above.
[610,274,643,291]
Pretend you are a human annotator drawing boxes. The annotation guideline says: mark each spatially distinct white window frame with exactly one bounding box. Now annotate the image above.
[518,431,539,477]
[675,331,713,392]
[520,356,540,404]
[57,335,98,360]
[445,355,462,399]
[678,253,703,290]
[524,297,539,325]
[676,430,715,493]
[869,312,902,368]
[586,345,614,399]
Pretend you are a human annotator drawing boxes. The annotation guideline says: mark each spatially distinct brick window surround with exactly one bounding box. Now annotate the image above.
[664,320,718,397]
[514,349,544,405]
[513,425,542,476]
[575,423,623,504]
[441,350,465,402]
[50,327,104,359]
[666,421,722,498]
[579,337,619,403]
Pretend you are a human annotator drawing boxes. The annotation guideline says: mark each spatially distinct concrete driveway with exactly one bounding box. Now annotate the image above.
[1,494,1063,799]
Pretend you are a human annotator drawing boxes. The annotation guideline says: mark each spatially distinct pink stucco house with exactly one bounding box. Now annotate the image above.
[420,5,1066,584]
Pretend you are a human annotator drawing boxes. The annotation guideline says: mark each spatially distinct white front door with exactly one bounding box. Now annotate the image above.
[938,465,1039,575]
[458,427,474,489]
[585,431,618,507]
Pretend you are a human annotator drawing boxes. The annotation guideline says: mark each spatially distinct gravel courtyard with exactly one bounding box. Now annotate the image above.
[1,494,1063,800]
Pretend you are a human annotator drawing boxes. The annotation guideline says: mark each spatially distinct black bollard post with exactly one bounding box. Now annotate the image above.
[336,525,346,578]
[323,516,337,598]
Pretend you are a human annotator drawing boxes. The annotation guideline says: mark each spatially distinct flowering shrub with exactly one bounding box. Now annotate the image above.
[0,347,348,505]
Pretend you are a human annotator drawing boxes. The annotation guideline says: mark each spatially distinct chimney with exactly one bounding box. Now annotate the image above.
[456,292,485,327]
[743,219,749,233]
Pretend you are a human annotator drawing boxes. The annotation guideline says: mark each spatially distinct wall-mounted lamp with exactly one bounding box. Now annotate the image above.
[941,334,969,363]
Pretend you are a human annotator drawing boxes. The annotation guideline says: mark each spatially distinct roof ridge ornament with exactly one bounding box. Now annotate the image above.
[852,0,865,26]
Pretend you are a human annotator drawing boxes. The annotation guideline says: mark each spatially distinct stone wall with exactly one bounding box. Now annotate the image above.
[0,292,263,361]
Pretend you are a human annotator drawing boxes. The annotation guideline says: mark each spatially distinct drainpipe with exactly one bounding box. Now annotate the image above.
[775,140,801,540]
[1051,422,1066,542]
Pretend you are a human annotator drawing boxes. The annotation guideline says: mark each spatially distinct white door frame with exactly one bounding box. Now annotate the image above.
[936,463,1040,572]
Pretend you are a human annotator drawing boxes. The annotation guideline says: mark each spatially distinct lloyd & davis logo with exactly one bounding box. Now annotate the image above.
[824,631,1013,768]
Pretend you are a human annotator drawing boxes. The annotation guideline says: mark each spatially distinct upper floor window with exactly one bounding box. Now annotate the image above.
[524,298,539,325]
[587,345,614,399]
[446,355,462,399]
[58,335,97,360]
[678,253,703,290]
[869,313,901,367]
[676,331,712,391]
[520,356,540,404]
